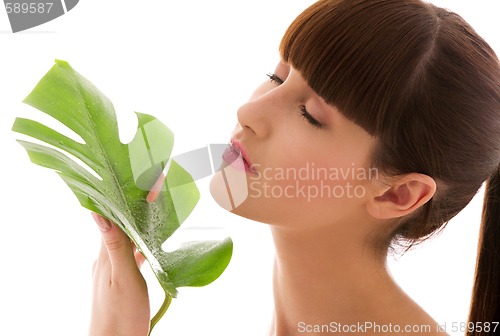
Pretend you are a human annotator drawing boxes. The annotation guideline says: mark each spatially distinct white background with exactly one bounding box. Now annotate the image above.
[0,1,498,335]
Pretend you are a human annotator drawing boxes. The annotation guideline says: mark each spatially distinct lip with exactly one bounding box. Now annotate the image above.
[222,139,257,174]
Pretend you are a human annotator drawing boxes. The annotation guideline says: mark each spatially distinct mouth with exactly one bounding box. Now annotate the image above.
[222,140,257,174]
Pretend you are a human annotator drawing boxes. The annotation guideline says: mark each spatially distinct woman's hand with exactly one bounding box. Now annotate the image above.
[89,213,150,336]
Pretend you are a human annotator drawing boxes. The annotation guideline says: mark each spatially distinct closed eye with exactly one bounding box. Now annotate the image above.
[300,106,323,129]
[266,73,284,85]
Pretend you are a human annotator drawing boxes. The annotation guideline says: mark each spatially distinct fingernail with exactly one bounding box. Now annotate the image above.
[146,173,165,203]
[146,190,160,203]
[92,213,111,232]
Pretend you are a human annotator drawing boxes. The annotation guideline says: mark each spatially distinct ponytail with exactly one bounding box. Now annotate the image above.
[468,166,500,334]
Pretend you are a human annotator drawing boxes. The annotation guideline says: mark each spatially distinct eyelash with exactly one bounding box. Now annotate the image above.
[266,73,284,85]
[299,106,323,128]
[266,73,323,129]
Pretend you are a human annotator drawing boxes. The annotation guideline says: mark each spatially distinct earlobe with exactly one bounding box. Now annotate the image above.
[366,174,436,220]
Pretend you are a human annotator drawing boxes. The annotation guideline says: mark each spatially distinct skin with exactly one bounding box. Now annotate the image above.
[90,213,150,336]
[90,62,448,335]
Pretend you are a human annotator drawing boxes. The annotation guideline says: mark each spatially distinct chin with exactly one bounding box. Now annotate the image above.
[209,176,286,226]
[209,167,308,225]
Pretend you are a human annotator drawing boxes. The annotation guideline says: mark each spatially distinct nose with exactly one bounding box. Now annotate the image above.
[236,87,278,138]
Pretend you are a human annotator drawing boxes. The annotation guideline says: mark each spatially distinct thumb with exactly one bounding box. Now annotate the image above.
[92,213,136,273]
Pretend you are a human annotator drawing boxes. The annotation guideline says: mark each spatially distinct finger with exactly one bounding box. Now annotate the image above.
[134,250,146,268]
[93,213,111,264]
[146,173,165,203]
[131,242,146,268]
[92,213,137,275]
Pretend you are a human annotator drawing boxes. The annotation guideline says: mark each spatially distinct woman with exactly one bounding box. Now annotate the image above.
[90,0,500,335]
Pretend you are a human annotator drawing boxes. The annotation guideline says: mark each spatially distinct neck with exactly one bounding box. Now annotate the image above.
[268,224,402,336]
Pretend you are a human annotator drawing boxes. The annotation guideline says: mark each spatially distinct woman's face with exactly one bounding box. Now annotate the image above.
[210,61,378,229]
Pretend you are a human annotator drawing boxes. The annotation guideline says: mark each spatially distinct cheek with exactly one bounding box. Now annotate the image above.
[253,138,377,206]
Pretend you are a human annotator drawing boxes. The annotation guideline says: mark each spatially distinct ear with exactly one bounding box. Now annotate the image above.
[366,173,436,220]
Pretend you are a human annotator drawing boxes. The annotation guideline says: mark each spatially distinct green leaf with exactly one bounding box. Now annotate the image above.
[12,60,233,330]
[159,238,233,288]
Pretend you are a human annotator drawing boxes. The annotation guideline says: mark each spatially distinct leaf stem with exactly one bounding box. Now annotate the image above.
[148,292,173,335]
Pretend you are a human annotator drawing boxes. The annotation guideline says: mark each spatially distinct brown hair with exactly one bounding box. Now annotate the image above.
[280,0,500,330]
